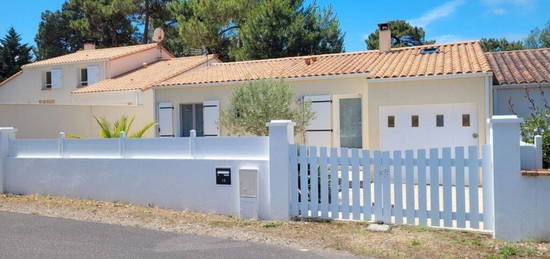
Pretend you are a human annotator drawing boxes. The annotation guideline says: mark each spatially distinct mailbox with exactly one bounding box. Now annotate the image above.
[216,168,231,185]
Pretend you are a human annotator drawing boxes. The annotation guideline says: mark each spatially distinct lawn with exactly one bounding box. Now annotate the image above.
[0,193,547,258]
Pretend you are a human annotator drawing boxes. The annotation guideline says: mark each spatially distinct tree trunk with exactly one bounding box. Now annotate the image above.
[143,0,150,44]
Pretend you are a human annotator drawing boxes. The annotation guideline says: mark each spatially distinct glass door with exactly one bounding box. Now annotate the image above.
[339,98,362,148]
[180,104,204,137]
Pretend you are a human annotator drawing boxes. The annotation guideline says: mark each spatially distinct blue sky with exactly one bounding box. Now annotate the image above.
[1,0,548,52]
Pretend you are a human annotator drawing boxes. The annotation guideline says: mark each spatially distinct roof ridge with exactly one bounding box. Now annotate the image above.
[76,43,158,53]
[485,47,550,55]
[210,40,482,66]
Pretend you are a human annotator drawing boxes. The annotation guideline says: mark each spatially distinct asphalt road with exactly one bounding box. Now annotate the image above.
[0,211,362,259]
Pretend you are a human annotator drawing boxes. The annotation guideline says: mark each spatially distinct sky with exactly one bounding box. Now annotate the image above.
[0,0,548,52]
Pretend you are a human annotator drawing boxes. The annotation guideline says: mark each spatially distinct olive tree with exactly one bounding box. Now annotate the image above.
[220,80,315,136]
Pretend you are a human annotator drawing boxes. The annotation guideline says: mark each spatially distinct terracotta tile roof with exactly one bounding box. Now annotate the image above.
[0,71,23,87]
[486,48,550,86]
[73,55,218,94]
[24,43,167,68]
[157,41,490,87]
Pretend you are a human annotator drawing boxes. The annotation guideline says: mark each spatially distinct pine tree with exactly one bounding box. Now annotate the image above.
[365,20,434,50]
[0,27,32,81]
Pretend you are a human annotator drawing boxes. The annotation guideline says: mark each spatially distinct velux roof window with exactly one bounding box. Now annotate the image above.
[420,47,440,54]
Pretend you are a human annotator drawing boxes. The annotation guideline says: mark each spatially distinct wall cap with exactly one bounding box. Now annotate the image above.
[489,115,524,124]
[266,120,296,127]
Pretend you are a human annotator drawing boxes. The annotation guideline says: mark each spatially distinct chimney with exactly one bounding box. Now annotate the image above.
[378,23,391,52]
[83,43,96,50]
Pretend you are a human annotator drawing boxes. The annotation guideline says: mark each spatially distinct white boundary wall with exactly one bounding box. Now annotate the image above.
[520,136,543,170]
[0,125,283,219]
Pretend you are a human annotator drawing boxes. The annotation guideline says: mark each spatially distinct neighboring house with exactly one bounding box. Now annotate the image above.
[0,43,218,138]
[486,48,550,119]
[0,24,494,151]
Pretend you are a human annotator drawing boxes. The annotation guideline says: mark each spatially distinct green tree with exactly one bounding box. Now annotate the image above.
[524,21,550,49]
[35,0,140,60]
[365,20,434,50]
[169,0,256,60]
[479,38,524,52]
[220,80,315,136]
[0,27,32,81]
[134,0,175,44]
[233,0,343,60]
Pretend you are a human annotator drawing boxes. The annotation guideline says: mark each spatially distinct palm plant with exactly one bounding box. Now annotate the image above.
[94,115,156,138]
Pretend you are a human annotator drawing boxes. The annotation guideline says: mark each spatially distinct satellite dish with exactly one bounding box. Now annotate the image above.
[152,27,165,43]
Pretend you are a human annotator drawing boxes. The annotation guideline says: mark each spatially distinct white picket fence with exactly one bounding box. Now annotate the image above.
[290,145,493,231]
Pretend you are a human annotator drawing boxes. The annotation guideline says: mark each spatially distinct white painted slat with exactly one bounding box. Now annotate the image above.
[429,148,440,227]
[405,150,415,225]
[382,151,392,224]
[351,149,361,220]
[455,146,466,228]
[393,150,403,224]
[442,147,453,227]
[309,146,319,217]
[330,148,339,219]
[482,144,494,231]
[362,150,372,221]
[417,149,428,226]
[319,147,329,218]
[468,146,480,229]
[299,145,308,216]
[289,144,299,217]
[373,151,383,221]
[341,148,350,219]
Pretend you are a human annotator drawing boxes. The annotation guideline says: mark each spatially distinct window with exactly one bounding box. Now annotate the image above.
[420,47,440,54]
[436,114,444,127]
[411,115,419,127]
[387,115,395,128]
[462,114,471,127]
[44,71,52,89]
[80,68,88,86]
[180,103,204,137]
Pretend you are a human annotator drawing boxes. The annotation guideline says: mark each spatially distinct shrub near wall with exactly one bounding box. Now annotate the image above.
[520,111,549,168]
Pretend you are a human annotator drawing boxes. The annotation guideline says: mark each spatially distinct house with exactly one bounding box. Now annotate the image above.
[0,42,218,138]
[150,24,492,151]
[0,23,493,151]
[486,48,550,118]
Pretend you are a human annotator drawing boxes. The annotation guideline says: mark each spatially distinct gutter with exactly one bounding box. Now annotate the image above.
[153,72,371,89]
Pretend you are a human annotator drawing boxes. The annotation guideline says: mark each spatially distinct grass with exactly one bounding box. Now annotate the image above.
[0,193,548,259]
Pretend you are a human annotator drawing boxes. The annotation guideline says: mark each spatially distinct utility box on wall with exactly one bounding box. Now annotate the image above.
[239,168,258,219]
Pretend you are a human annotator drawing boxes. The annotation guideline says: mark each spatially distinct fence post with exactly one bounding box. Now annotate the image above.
[267,120,295,220]
[189,130,196,158]
[58,132,65,158]
[490,115,530,241]
[534,135,543,169]
[0,127,16,193]
[119,131,126,158]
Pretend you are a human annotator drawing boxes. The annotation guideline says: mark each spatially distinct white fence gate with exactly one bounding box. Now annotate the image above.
[290,145,493,231]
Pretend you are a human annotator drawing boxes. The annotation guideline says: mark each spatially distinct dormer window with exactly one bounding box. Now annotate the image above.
[420,47,439,54]
[80,68,88,86]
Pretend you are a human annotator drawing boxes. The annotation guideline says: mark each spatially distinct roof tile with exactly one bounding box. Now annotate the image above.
[24,43,164,68]
[486,48,550,86]
[158,41,490,87]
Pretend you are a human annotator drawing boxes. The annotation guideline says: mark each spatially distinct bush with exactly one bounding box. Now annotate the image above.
[520,111,550,168]
[220,79,315,136]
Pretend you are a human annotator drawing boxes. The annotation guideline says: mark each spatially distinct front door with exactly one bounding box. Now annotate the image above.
[339,98,362,148]
[180,104,204,137]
